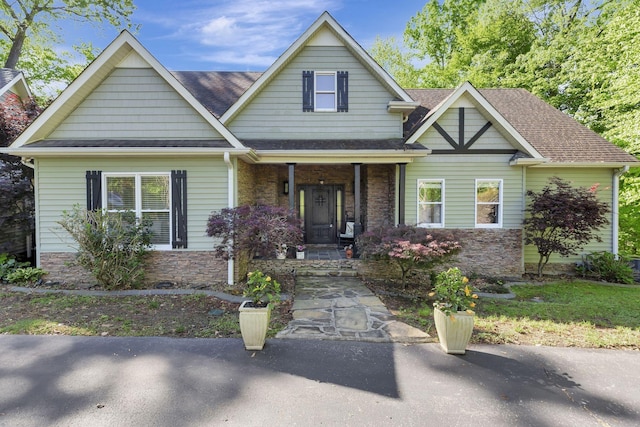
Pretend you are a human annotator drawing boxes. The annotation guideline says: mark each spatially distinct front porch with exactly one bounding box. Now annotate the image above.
[237,162,403,245]
[303,244,354,261]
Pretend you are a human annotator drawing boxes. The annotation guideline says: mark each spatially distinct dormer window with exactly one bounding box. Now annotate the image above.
[302,70,348,112]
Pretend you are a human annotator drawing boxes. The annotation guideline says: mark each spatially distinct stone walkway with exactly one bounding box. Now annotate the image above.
[277,275,431,343]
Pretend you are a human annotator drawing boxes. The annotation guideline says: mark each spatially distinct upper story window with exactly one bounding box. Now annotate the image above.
[475,179,502,228]
[316,72,336,111]
[302,70,348,112]
[417,179,444,227]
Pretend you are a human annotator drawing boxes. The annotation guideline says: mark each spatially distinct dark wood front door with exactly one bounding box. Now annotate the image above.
[304,185,336,244]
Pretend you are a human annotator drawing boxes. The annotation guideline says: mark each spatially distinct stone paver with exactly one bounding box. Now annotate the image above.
[277,276,432,343]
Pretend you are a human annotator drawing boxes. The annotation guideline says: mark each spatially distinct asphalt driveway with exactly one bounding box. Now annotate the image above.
[0,336,638,426]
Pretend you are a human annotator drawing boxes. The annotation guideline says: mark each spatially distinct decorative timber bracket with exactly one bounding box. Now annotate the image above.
[431,107,515,155]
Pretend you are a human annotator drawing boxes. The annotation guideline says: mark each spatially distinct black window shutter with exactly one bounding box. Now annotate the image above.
[337,71,348,112]
[86,170,102,210]
[302,70,314,112]
[171,170,188,249]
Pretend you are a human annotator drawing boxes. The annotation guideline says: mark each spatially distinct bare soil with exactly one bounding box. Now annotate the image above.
[0,275,294,338]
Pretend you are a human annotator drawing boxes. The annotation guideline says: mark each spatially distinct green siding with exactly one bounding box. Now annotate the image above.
[422,106,514,151]
[49,68,224,140]
[524,168,615,264]
[405,154,524,228]
[229,46,403,139]
[36,157,228,252]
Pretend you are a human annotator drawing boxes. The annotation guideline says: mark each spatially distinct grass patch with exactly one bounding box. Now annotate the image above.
[377,279,640,349]
[471,281,640,348]
[0,319,94,335]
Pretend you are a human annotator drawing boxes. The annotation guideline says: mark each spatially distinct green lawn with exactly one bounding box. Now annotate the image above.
[2,280,639,349]
[390,280,640,349]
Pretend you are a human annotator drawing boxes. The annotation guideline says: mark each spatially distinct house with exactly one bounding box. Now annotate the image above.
[0,68,34,258]
[3,12,638,285]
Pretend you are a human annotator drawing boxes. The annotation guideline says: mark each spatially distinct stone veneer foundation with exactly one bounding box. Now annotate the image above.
[40,230,573,287]
[250,229,525,283]
[357,229,525,283]
[452,229,523,278]
[40,251,227,287]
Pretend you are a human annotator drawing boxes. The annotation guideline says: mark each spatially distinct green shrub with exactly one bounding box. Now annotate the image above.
[6,267,46,284]
[57,206,152,290]
[356,225,461,289]
[577,252,634,285]
[0,253,31,281]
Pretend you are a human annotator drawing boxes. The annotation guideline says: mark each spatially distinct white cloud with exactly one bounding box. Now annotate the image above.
[138,0,342,67]
[200,16,237,38]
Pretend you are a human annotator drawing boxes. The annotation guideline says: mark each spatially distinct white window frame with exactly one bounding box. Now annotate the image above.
[475,179,503,228]
[417,179,445,228]
[314,71,337,112]
[103,172,172,250]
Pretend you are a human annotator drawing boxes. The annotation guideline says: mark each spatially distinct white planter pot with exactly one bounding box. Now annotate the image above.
[433,306,474,354]
[296,251,305,259]
[239,301,271,350]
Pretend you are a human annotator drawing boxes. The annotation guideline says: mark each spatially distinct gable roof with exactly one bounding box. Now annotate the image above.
[406,82,544,161]
[0,68,31,100]
[8,31,246,155]
[406,84,638,166]
[219,11,415,124]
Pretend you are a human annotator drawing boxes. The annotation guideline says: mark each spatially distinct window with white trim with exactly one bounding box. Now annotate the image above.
[302,70,348,112]
[104,173,171,249]
[315,72,336,111]
[417,179,444,227]
[475,179,502,227]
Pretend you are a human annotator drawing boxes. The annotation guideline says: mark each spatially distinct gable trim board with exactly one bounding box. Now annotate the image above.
[5,12,637,285]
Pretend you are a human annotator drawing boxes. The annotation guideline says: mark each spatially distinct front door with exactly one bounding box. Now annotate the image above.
[303,185,336,244]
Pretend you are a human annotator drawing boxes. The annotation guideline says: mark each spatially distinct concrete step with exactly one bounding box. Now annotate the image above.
[295,268,359,277]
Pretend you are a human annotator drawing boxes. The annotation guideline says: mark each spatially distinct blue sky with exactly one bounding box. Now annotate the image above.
[63,0,427,72]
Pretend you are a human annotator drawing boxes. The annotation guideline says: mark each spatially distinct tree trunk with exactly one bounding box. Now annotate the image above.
[537,255,544,278]
[4,28,26,69]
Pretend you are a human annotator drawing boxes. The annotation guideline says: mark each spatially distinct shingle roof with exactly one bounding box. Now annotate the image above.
[244,139,427,151]
[172,71,262,118]
[0,68,21,88]
[165,72,635,164]
[25,139,233,148]
[406,88,638,164]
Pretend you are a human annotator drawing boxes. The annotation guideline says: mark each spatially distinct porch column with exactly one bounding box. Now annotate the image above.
[398,163,406,225]
[287,163,295,210]
[353,163,362,235]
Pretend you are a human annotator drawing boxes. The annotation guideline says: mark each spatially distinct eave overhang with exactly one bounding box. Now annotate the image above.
[509,158,548,166]
[1,147,252,158]
[249,149,430,164]
[387,100,421,120]
[527,161,640,168]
